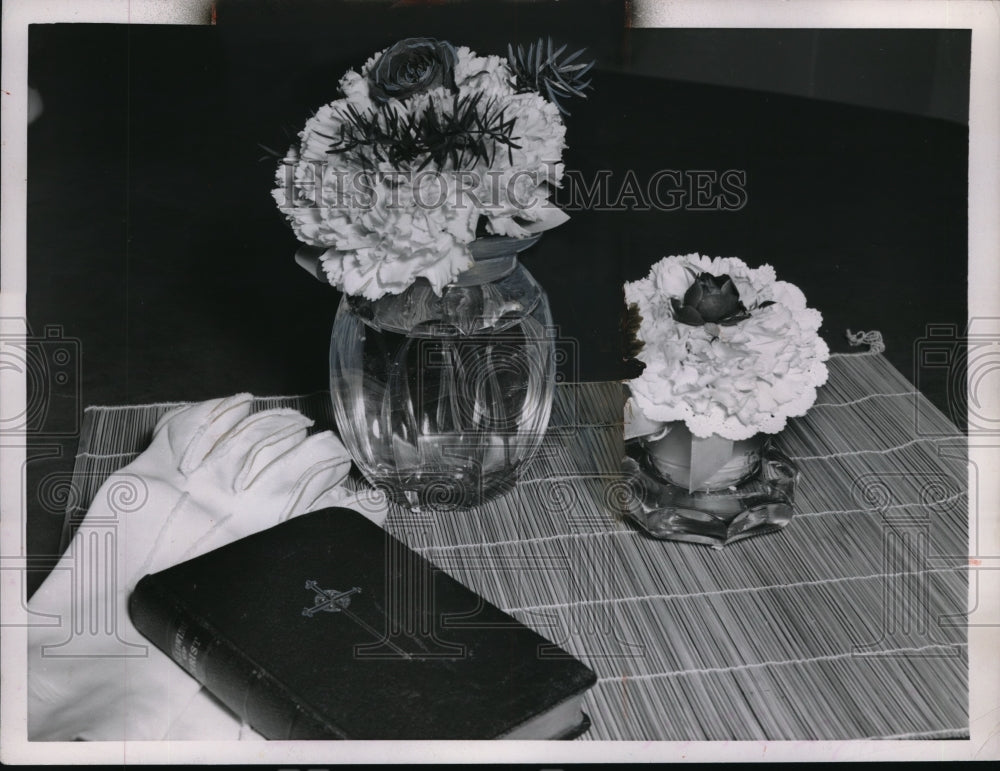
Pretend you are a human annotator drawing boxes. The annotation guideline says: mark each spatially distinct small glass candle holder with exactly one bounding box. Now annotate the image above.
[621,437,799,549]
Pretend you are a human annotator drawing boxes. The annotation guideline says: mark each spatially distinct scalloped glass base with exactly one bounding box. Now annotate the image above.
[622,438,800,549]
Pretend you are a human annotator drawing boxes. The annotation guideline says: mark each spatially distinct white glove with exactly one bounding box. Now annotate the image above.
[27,393,386,741]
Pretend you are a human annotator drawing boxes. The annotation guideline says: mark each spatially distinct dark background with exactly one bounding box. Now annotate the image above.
[24,0,969,594]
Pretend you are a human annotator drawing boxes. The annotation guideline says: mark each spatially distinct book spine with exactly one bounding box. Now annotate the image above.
[128,575,347,740]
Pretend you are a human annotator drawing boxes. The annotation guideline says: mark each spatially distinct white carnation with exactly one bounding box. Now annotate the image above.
[626,254,830,440]
[338,69,374,111]
[273,42,571,300]
[453,47,516,99]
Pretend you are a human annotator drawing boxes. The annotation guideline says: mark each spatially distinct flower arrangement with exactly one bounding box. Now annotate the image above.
[625,254,830,441]
[274,37,594,300]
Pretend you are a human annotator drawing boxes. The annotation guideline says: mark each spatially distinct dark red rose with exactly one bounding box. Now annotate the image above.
[671,272,750,326]
[368,38,458,104]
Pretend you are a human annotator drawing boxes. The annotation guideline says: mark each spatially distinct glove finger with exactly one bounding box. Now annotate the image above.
[155,394,253,475]
[305,484,390,526]
[234,421,312,492]
[247,430,351,511]
[204,408,313,474]
[281,455,355,521]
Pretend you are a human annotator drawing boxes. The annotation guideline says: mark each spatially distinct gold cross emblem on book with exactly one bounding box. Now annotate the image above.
[302,580,362,617]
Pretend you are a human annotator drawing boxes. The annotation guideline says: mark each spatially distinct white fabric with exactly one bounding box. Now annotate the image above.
[27,394,387,741]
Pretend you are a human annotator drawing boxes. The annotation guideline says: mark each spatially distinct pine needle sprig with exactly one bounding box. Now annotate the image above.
[257,123,302,162]
[507,37,595,115]
[327,94,521,171]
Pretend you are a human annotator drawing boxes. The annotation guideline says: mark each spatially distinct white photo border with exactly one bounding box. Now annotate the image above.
[2,0,997,763]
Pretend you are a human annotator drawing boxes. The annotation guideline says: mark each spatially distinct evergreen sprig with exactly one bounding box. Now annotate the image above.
[325,93,521,171]
[507,37,595,115]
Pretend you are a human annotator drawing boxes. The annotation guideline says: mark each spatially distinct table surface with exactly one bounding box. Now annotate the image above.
[24,22,969,597]
[59,351,968,741]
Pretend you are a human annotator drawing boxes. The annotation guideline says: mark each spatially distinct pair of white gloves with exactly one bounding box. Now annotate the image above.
[27,394,387,741]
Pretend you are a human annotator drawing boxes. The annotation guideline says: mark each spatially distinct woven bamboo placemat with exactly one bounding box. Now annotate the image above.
[59,352,968,740]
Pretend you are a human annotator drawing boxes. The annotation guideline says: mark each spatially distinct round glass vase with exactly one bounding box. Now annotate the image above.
[329,235,555,510]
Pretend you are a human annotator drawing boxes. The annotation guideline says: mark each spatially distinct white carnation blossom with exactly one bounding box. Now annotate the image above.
[509,93,567,174]
[338,69,374,111]
[453,48,516,99]
[358,50,385,78]
[625,254,830,440]
[273,42,571,299]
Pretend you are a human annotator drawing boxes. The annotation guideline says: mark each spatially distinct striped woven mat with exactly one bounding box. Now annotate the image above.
[61,352,968,741]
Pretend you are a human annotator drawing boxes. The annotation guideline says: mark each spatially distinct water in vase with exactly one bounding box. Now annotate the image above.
[329,255,556,510]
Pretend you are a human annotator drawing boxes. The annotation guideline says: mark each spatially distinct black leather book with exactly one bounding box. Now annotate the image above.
[128,507,597,740]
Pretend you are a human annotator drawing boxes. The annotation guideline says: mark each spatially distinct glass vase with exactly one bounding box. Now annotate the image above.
[329,236,555,510]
